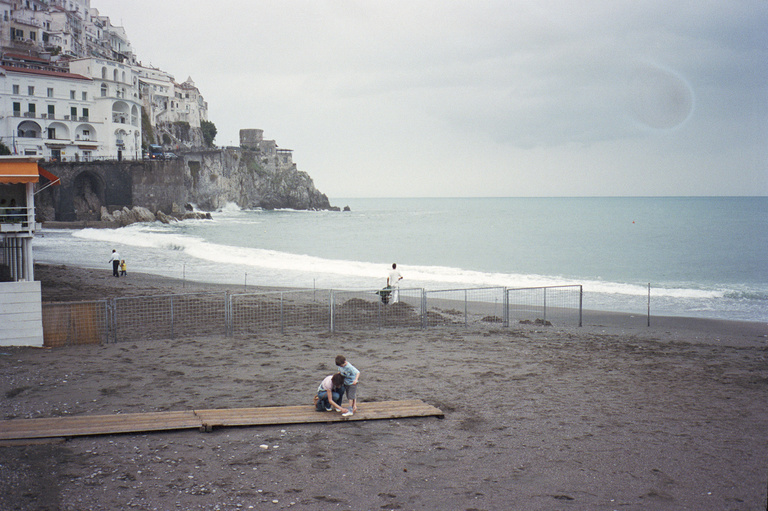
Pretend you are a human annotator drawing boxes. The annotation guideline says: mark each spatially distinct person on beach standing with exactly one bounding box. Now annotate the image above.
[109,249,121,278]
[387,263,403,303]
[120,260,127,277]
[315,373,348,413]
[336,355,360,417]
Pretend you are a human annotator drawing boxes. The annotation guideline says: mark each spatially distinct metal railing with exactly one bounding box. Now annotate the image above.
[40,285,584,346]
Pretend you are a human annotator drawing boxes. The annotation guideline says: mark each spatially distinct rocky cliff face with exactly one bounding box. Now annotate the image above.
[139,126,335,212]
[39,145,335,224]
[176,147,333,211]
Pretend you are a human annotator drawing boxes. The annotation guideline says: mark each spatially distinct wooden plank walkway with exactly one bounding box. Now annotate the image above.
[0,400,443,441]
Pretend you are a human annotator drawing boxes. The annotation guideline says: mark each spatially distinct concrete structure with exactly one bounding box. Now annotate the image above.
[0,155,59,346]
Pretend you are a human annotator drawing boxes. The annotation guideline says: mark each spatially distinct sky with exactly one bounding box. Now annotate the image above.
[93,0,767,198]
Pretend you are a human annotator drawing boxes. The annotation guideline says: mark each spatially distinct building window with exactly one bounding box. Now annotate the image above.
[12,84,19,94]
[47,87,54,98]
[71,107,77,118]
[48,104,55,117]
[70,90,76,99]
[13,102,20,115]
[28,103,36,115]
[47,127,56,140]
[82,108,89,119]
[82,91,87,101]
[101,83,107,97]
[28,86,34,96]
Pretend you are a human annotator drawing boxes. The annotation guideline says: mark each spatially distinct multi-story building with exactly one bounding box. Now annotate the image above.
[136,63,208,129]
[69,57,141,160]
[0,57,99,161]
[0,0,208,160]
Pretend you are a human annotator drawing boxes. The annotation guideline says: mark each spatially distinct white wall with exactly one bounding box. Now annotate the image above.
[0,280,43,347]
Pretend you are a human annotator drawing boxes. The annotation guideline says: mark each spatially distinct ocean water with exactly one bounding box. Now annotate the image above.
[33,197,768,322]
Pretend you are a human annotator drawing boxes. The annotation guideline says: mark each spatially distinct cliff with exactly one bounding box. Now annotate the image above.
[170,147,333,211]
[38,134,336,223]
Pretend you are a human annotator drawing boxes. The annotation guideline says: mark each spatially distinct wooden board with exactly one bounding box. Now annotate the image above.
[0,400,443,440]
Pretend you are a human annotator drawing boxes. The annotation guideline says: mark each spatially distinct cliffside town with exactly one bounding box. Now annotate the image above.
[0,0,334,216]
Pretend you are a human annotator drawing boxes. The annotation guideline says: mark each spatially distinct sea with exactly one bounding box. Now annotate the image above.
[33,197,768,323]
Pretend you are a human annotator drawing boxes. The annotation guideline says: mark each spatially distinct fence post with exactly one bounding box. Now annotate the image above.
[464,289,468,327]
[170,295,175,339]
[543,287,547,323]
[225,292,231,337]
[579,285,583,327]
[110,298,117,343]
[329,290,335,332]
[503,288,509,328]
[377,292,382,329]
[104,299,111,344]
[280,292,285,334]
[421,289,427,329]
[647,283,651,327]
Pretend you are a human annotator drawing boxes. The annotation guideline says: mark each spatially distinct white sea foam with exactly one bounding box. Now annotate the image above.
[69,226,725,300]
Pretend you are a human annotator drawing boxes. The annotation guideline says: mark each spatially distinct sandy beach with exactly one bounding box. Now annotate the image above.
[1,264,767,510]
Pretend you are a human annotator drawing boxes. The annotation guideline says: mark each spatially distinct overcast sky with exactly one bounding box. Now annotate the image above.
[94,0,767,198]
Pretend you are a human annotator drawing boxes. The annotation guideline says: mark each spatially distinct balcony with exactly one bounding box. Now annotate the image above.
[0,206,37,234]
[23,112,36,118]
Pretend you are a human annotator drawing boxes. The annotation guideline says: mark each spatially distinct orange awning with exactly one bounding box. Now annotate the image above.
[0,162,60,185]
[0,162,39,184]
[38,166,61,185]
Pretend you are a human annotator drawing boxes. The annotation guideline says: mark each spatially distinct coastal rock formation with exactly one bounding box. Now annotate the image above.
[38,129,336,222]
[174,146,334,212]
[99,206,212,227]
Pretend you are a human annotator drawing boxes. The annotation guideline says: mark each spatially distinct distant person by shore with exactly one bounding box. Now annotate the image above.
[108,249,121,278]
[387,263,403,303]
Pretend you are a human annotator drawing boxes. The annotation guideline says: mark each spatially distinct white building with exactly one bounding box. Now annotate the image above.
[0,62,100,161]
[69,57,141,160]
[136,65,208,129]
[0,55,143,161]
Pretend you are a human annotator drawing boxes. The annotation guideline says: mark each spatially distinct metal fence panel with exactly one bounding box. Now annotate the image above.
[331,288,424,331]
[229,290,329,335]
[42,300,108,347]
[113,293,226,342]
[424,287,507,328]
[38,285,586,346]
[506,285,582,327]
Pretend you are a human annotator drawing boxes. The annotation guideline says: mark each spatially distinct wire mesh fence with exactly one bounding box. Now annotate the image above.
[506,285,583,327]
[112,293,227,343]
[424,287,507,328]
[229,290,329,335]
[331,288,425,331]
[40,285,585,345]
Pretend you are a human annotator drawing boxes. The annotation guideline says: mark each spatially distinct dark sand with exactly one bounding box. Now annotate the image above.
[1,264,767,510]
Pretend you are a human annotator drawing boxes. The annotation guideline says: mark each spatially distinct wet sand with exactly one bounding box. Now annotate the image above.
[1,264,767,510]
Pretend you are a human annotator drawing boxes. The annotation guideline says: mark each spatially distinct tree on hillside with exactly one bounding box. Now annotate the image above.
[201,120,217,147]
[0,141,11,155]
